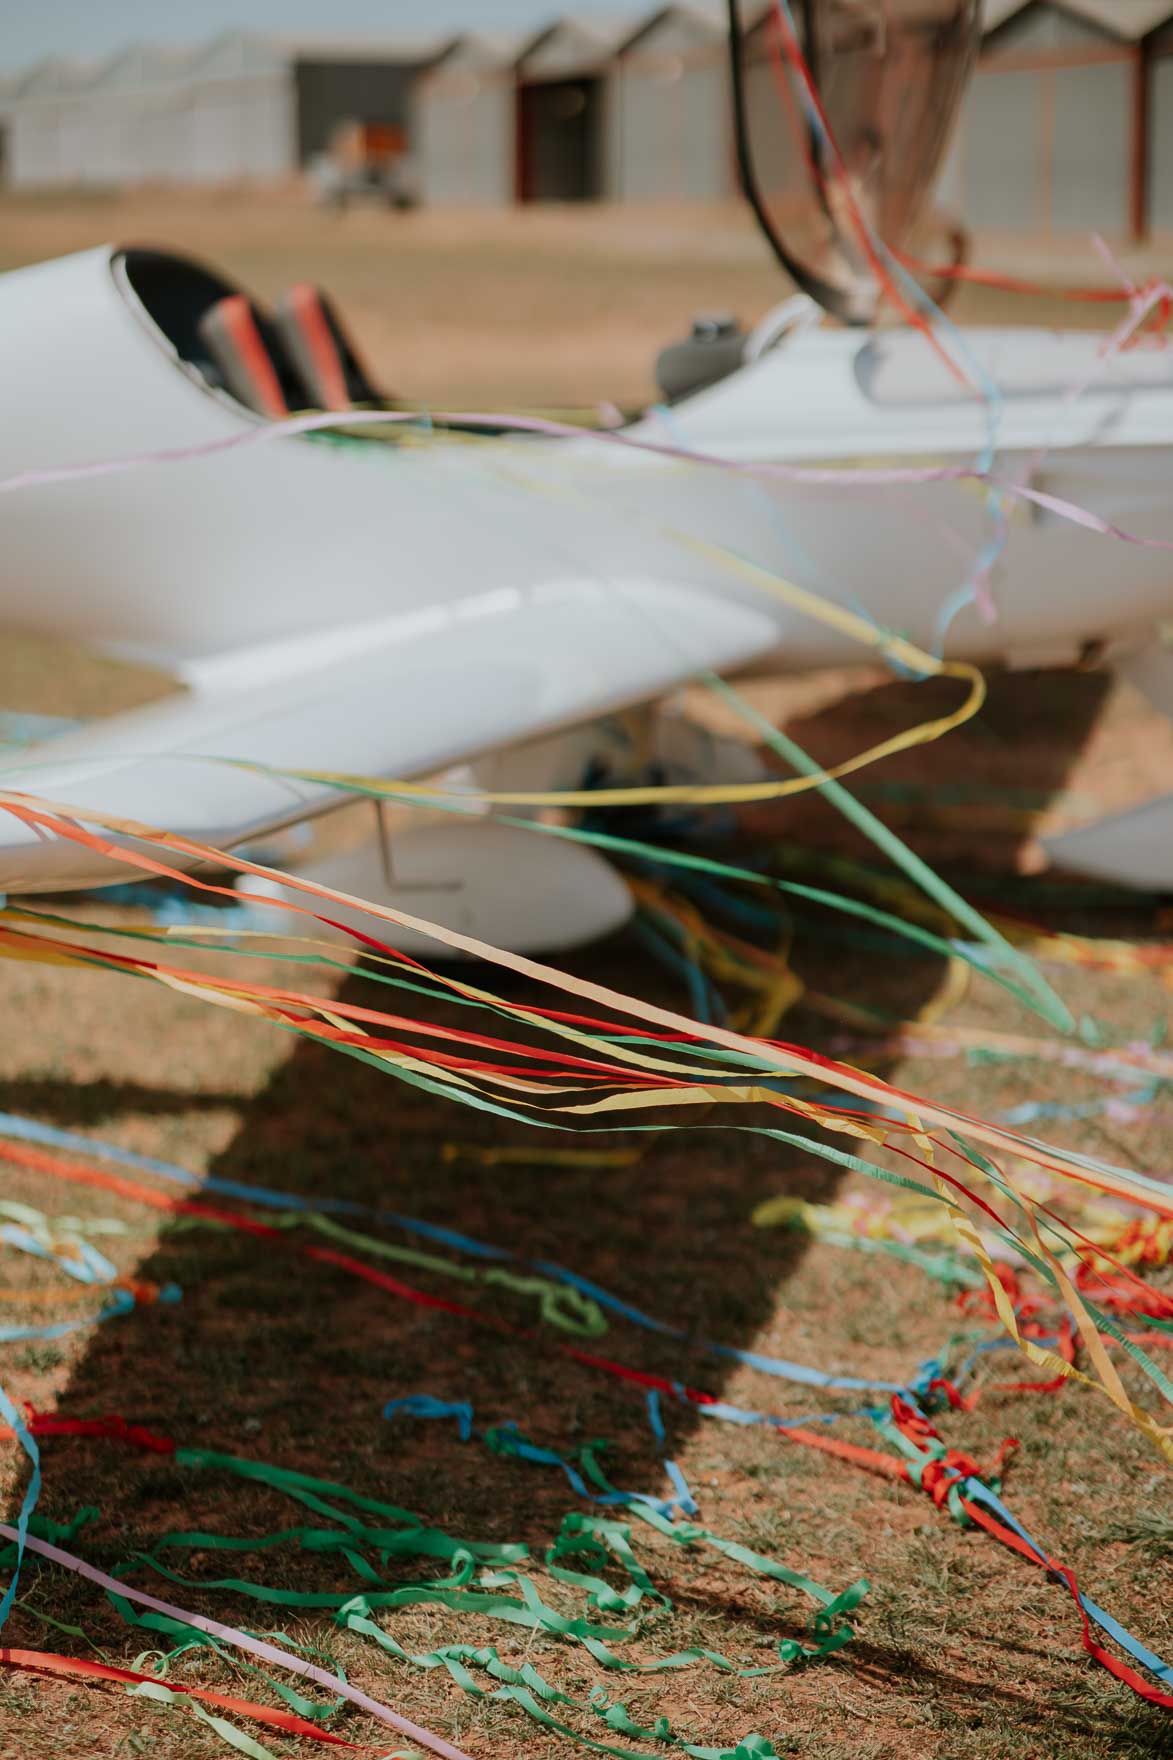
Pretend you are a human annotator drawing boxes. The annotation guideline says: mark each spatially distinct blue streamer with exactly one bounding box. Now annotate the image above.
[0,712,82,747]
[0,1381,40,1630]
[384,1394,696,1520]
[0,1288,140,1343]
[382,1395,473,1442]
[0,1224,119,1286]
[645,1392,698,1517]
[633,916,722,1026]
[702,1341,906,1395]
[0,1114,916,1399]
[962,1480,1173,1691]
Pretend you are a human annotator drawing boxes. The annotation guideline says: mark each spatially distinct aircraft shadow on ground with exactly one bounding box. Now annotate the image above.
[0,669,1117,1695]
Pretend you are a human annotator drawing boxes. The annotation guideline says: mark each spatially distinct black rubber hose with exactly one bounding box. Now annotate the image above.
[725,0,864,324]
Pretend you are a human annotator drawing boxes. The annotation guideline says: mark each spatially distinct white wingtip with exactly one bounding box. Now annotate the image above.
[1043,795,1173,893]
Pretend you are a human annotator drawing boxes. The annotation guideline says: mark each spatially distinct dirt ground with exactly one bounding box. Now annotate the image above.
[0,194,1170,1760]
[0,190,1141,409]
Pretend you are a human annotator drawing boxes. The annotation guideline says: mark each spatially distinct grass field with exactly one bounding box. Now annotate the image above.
[0,194,1171,1760]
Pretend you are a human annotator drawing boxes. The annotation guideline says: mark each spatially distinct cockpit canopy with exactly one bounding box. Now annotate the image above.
[740,1,981,321]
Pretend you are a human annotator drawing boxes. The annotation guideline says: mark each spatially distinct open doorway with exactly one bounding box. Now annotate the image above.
[517,77,604,202]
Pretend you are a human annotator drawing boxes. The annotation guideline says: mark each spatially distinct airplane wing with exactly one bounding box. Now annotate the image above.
[0,571,778,893]
[0,243,786,893]
[8,243,1173,901]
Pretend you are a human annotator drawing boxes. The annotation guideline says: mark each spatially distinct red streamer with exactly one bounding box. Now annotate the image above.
[0,1647,391,1748]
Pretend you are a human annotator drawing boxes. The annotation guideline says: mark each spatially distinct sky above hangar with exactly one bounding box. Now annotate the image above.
[2,2,633,70]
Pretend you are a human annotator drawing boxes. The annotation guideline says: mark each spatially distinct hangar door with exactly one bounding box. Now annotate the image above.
[517,78,604,201]
[1152,55,1173,235]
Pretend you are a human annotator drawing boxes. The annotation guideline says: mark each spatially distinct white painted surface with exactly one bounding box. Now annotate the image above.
[4,244,1173,890]
[1045,795,1173,890]
[238,821,634,956]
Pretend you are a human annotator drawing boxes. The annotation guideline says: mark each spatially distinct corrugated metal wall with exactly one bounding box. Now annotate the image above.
[1050,60,1130,232]
[2,6,1170,223]
[948,5,1134,234]
[180,37,296,182]
[958,67,1040,227]
[416,60,517,206]
[1152,51,1173,233]
[182,81,293,182]
[10,105,63,185]
[679,61,731,197]
[4,60,295,187]
[608,17,730,202]
[611,60,667,198]
[294,61,418,165]
[13,70,81,183]
[187,90,252,182]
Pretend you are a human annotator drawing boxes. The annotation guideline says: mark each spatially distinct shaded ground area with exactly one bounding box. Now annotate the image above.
[0,665,1170,1759]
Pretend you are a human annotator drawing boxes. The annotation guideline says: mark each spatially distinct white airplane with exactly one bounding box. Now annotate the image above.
[1,0,1172,954]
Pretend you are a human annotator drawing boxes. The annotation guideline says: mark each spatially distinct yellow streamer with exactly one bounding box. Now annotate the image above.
[226,544,985,811]
[938,1176,1173,1464]
[4,791,1173,1461]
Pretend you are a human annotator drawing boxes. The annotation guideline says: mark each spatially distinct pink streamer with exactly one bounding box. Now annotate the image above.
[0,1521,476,1760]
[2,404,1170,556]
[1010,272,1173,525]
[0,405,973,493]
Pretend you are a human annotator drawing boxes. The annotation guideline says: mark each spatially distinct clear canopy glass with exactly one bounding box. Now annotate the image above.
[743,2,982,320]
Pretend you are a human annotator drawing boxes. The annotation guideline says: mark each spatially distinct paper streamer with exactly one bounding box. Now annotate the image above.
[0,1649,400,1752]
[2,406,1172,560]
[0,1523,474,1760]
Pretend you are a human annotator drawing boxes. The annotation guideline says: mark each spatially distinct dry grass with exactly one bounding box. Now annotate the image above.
[0,189,1128,411]
[0,190,787,410]
[0,193,1170,1760]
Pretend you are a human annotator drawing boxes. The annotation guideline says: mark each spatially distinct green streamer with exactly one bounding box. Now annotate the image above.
[126,1681,282,1760]
[694,668,1073,1032]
